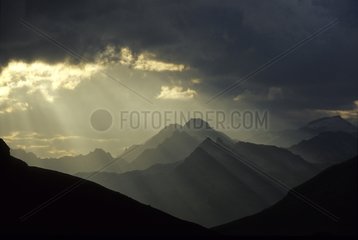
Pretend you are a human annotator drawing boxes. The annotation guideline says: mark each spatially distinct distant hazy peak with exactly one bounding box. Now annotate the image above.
[184,118,211,130]
[304,115,356,132]
[90,148,113,158]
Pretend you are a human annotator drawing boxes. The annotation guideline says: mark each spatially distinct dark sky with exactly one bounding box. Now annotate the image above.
[0,0,357,156]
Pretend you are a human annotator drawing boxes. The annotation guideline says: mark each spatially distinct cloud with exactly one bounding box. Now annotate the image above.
[0,99,29,114]
[133,52,186,72]
[233,90,262,102]
[315,109,358,120]
[95,45,121,65]
[0,45,187,114]
[98,46,186,72]
[267,87,283,100]
[2,131,124,158]
[156,86,197,100]
[119,47,135,66]
[0,0,357,132]
[233,87,283,102]
[191,78,202,84]
[0,60,102,109]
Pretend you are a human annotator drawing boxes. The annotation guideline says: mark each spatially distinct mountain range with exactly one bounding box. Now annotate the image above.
[9,117,356,228]
[10,118,234,174]
[78,136,318,227]
[251,115,357,147]
[11,147,126,175]
[13,116,356,175]
[2,115,357,236]
[76,117,356,227]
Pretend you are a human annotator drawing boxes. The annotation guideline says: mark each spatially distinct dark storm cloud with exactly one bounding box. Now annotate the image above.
[1,0,357,115]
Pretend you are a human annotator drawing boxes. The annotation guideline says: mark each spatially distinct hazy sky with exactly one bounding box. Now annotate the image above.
[0,0,357,157]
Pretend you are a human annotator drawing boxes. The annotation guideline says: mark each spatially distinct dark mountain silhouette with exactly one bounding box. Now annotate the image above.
[11,148,127,175]
[253,115,357,147]
[289,131,358,168]
[79,138,316,227]
[214,156,357,236]
[0,139,210,236]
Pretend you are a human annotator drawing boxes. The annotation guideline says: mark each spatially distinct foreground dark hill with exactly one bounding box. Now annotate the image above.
[79,138,316,227]
[214,156,358,236]
[0,139,209,236]
[289,131,358,168]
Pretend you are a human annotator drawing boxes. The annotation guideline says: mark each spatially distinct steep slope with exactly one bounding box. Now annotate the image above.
[289,131,358,168]
[120,124,183,163]
[80,138,316,227]
[0,139,209,236]
[214,156,357,236]
[124,130,200,171]
[11,148,127,174]
[233,141,318,187]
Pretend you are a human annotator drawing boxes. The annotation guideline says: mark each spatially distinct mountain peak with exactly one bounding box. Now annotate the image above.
[90,148,113,158]
[0,138,10,158]
[184,118,211,130]
[304,115,356,133]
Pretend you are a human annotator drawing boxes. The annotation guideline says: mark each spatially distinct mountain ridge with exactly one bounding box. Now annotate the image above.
[303,115,357,133]
[79,137,317,227]
[10,147,126,174]
[246,115,357,147]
